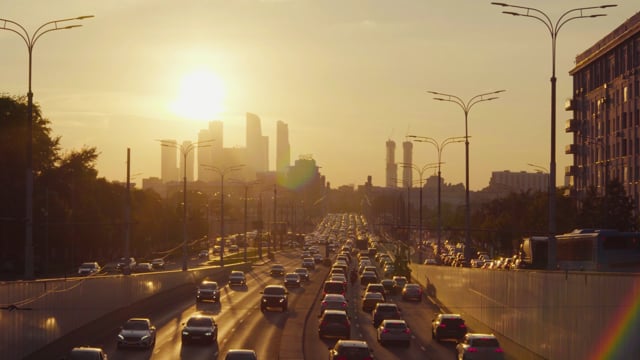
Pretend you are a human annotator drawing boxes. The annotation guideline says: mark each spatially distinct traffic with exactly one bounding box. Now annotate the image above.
[60,213,504,360]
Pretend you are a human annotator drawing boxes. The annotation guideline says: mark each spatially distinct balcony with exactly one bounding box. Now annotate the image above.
[565,98,576,111]
[565,118,580,133]
[565,165,578,177]
[565,144,578,155]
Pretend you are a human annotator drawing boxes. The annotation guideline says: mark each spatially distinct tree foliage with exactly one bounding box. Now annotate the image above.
[577,179,637,231]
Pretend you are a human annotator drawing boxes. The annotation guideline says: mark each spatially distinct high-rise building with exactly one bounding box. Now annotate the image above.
[386,140,398,188]
[276,120,291,175]
[246,112,269,176]
[160,139,179,183]
[567,11,640,212]
[197,129,213,182]
[402,141,413,188]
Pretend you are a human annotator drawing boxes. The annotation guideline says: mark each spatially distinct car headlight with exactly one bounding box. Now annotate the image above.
[141,335,150,341]
[279,298,285,303]
[182,331,189,336]
[117,334,124,340]
[262,298,268,303]
[205,331,212,336]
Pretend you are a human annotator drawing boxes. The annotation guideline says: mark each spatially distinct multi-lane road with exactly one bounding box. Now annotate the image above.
[63,249,465,359]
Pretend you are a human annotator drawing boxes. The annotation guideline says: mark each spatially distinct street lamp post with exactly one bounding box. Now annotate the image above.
[408,135,466,260]
[160,140,212,271]
[400,162,440,263]
[426,91,505,261]
[491,2,616,269]
[203,165,244,267]
[1,15,94,279]
[232,180,259,263]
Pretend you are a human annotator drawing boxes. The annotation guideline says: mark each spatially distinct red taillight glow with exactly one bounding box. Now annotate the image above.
[341,302,347,307]
[467,347,478,353]
[495,348,504,353]
[321,301,327,306]
[460,324,466,328]
[404,328,411,334]
[382,329,390,333]
[439,324,446,328]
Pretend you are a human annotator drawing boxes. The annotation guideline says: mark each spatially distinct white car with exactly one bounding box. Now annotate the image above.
[78,262,101,276]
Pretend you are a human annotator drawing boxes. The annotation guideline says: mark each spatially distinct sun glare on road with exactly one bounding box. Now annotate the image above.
[170,69,226,121]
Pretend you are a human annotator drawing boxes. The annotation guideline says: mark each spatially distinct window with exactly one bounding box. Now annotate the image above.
[624,86,629,102]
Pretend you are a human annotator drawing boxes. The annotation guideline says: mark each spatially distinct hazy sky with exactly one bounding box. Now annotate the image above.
[1,0,635,190]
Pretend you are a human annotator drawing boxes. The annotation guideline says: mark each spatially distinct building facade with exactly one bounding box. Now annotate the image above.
[160,139,179,183]
[276,120,291,175]
[567,11,640,211]
[402,141,413,188]
[385,140,398,188]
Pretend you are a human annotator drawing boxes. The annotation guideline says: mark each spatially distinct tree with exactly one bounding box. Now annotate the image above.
[577,179,637,231]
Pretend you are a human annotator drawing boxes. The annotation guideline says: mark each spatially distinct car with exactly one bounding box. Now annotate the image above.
[181,313,218,344]
[196,280,220,302]
[423,258,438,265]
[116,257,136,272]
[302,257,316,270]
[66,346,108,360]
[361,291,385,312]
[401,283,423,301]
[432,313,468,342]
[330,274,348,286]
[377,319,411,347]
[294,267,310,281]
[117,317,156,349]
[323,280,346,296]
[392,276,408,293]
[360,271,378,286]
[224,349,258,360]
[313,253,323,263]
[318,309,351,339]
[319,293,348,315]
[456,333,505,360]
[228,270,246,286]
[284,272,301,288]
[270,263,285,276]
[380,279,395,295]
[364,283,386,300]
[383,265,395,277]
[260,285,288,312]
[133,262,153,272]
[198,250,209,259]
[77,262,101,276]
[150,258,165,269]
[328,339,374,360]
[229,244,239,252]
[372,303,401,327]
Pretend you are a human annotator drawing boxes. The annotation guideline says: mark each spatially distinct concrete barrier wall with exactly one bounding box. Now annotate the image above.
[410,264,640,360]
[0,264,250,360]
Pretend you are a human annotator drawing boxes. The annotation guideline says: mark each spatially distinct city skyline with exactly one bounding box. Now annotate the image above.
[1,1,635,189]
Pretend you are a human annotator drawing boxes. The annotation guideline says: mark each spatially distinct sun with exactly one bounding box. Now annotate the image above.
[170,69,226,121]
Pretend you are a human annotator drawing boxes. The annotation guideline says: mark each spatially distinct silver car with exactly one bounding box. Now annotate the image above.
[376,319,411,347]
[456,333,505,360]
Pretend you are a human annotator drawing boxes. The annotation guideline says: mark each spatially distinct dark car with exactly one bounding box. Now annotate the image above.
[392,276,408,293]
[228,271,246,287]
[360,271,378,286]
[372,303,401,327]
[431,313,468,342]
[364,283,386,300]
[380,279,396,295]
[270,264,285,276]
[150,258,165,270]
[323,280,346,297]
[196,280,220,302]
[117,317,156,349]
[181,314,217,344]
[318,309,351,339]
[66,346,108,360]
[328,340,374,360]
[284,272,301,288]
[401,283,423,301]
[294,267,310,281]
[361,291,385,313]
[456,333,505,360]
[224,349,258,360]
[260,285,288,312]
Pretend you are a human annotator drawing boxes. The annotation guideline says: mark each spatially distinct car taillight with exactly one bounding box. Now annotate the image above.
[404,328,411,334]
[467,347,478,353]
[320,321,326,327]
[439,324,446,328]
[382,329,390,333]
[460,324,466,328]
[495,348,504,353]
[341,302,347,307]
[344,320,350,327]
[321,301,327,306]
[335,356,347,360]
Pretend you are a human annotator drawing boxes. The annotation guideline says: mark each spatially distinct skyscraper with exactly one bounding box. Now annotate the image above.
[160,139,179,183]
[403,141,413,188]
[276,120,291,175]
[197,129,213,182]
[386,140,397,188]
[246,112,269,176]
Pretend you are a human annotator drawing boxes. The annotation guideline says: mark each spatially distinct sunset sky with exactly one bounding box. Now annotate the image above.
[1,0,635,190]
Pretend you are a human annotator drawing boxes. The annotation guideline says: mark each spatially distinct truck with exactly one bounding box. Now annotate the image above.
[519,236,548,269]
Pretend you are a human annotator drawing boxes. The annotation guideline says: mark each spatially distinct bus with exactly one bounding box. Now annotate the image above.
[555,229,640,272]
[519,236,549,269]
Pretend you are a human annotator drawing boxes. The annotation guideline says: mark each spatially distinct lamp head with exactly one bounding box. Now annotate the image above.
[490,2,509,6]
[600,4,617,8]
[76,15,95,20]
